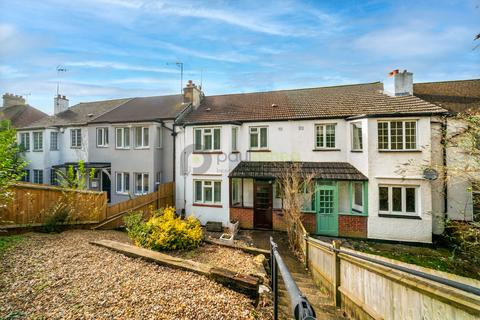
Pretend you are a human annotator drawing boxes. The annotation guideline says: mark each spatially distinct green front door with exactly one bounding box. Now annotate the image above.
[316,183,338,236]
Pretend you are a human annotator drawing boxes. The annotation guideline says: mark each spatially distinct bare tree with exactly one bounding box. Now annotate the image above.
[276,162,316,258]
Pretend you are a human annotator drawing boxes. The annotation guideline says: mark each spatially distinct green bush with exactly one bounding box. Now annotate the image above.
[41,202,71,233]
[124,206,203,251]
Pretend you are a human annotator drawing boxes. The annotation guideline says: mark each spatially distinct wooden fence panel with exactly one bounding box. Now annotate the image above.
[100,182,175,229]
[303,234,480,320]
[0,183,107,228]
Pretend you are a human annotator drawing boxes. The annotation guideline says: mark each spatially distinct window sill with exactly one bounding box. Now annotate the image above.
[193,151,223,154]
[339,212,368,216]
[115,147,131,150]
[378,213,421,220]
[378,150,421,153]
[247,149,271,152]
[50,149,59,151]
[33,150,43,152]
[134,193,149,196]
[97,145,109,148]
[70,147,82,149]
[116,192,129,195]
[350,150,363,153]
[193,203,223,208]
[231,151,240,154]
[312,148,340,152]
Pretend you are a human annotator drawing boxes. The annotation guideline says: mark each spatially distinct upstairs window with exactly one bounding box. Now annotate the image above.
[50,132,59,150]
[157,127,162,148]
[379,185,418,216]
[115,127,130,149]
[20,132,30,151]
[33,132,43,151]
[194,127,221,151]
[351,122,363,151]
[97,128,109,147]
[70,129,82,148]
[378,120,417,150]
[232,127,238,151]
[194,180,221,204]
[249,126,268,149]
[135,127,149,148]
[315,124,336,149]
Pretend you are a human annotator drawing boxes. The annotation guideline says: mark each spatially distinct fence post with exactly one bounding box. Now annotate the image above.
[332,240,342,308]
[304,233,309,269]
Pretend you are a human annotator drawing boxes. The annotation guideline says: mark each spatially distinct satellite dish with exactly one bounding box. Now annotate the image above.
[423,168,438,181]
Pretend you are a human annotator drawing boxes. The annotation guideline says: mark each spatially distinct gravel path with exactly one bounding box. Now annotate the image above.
[0,230,271,319]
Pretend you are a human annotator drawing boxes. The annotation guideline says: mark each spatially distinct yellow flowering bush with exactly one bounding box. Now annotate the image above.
[124,206,203,251]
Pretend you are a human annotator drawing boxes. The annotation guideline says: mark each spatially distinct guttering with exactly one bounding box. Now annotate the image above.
[345,111,449,121]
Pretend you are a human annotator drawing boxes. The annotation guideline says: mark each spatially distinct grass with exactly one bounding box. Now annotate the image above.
[0,235,25,255]
[348,239,480,280]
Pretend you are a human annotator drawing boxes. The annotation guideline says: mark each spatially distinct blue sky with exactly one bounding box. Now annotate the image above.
[0,0,479,114]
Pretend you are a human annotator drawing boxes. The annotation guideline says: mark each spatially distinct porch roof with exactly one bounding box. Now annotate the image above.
[229,161,368,181]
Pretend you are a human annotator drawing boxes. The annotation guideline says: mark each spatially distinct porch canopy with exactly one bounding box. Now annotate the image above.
[229,161,367,180]
[52,162,111,169]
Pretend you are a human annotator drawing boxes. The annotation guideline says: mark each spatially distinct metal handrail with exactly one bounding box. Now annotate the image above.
[270,237,316,320]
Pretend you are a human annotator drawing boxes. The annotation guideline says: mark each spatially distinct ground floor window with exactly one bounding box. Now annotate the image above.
[352,182,364,213]
[50,169,60,186]
[231,178,242,206]
[116,172,130,194]
[33,170,43,184]
[379,185,418,216]
[21,169,30,182]
[194,180,221,204]
[134,173,149,195]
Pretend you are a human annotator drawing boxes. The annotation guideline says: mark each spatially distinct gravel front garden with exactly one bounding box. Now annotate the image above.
[0,230,270,319]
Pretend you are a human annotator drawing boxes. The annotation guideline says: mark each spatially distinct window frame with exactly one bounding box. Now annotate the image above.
[115,127,131,149]
[33,169,43,184]
[134,172,149,195]
[134,126,149,149]
[351,122,363,151]
[232,127,239,152]
[377,120,418,151]
[156,126,163,148]
[70,128,82,149]
[96,127,109,148]
[20,132,30,151]
[378,185,419,216]
[315,123,336,149]
[194,180,222,205]
[116,172,130,194]
[33,131,43,151]
[50,131,59,151]
[194,127,221,152]
[249,126,268,150]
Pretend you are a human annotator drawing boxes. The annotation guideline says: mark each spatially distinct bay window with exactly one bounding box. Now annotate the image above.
[378,120,417,150]
[351,122,363,151]
[97,127,109,147]
[194,127,221,151]
[20,132,30,151]
[33,131,43,151]
[70,129,82,148]
[115,127,130,149]
[135,126,149,148]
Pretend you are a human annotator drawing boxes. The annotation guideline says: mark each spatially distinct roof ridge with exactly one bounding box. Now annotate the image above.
[205,81,382,98]
[414,79,480,85]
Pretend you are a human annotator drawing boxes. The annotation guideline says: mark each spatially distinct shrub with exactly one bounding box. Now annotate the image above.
[41,201,72,233]
[124,206,203,251]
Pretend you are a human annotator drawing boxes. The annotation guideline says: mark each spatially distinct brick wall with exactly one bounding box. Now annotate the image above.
[338,215,367,238]
[301,213,317,234]
[230,207,254,229]
[272,210,287,231]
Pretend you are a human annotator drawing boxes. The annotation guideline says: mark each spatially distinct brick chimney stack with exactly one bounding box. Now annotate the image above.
[183,80,203,109]
[54,94,69,114]
[2,93,26,107]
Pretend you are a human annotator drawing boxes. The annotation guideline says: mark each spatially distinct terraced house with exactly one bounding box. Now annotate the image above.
[175,71,449,243]
[16,93,189,203]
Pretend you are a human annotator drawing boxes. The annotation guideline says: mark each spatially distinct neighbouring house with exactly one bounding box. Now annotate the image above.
[175,71,449,243]
[414,79,480,223]
[0,93,47,127]
[16,92,191,203]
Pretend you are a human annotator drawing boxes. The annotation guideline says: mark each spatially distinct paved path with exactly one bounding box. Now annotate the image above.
[239,230,345,320]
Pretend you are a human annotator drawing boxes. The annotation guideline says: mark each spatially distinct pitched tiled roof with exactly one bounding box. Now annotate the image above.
[181,82,447,124]
[229,161,368,180]
[90,95,184,123]
[413,79,480,113]
[19,98,132,129]
[0,104,47,128]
